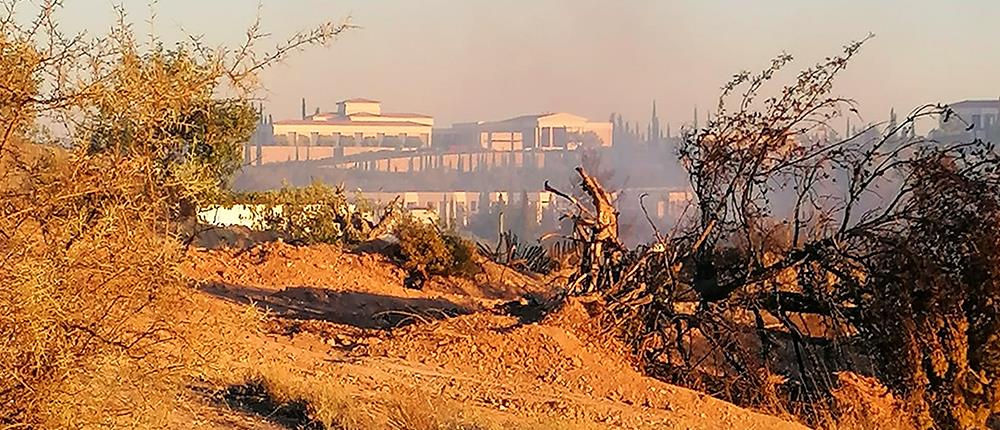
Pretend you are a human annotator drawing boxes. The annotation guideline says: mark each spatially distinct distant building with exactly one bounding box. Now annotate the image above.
[261,98,434,164]
[364,190,555,229]
[327,148,575,173]
[249,106,613,166]
[945,99,1000,139]
[445,112,613,151]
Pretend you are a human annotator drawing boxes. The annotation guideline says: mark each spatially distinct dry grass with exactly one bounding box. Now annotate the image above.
[240,364,469,430]
[226,362,589,430]
[0,150,273,430]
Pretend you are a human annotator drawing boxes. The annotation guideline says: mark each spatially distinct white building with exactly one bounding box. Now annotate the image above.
[265,98,435,163]
[444,112,613,151]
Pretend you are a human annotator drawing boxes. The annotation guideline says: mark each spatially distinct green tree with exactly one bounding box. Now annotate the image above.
[83,47,259,215]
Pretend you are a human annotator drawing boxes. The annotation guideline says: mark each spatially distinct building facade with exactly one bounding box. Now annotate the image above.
[446,112,613,151]
[326,148,583,173]
[255,98,434,164]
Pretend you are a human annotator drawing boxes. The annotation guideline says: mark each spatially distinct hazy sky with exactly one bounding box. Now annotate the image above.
[58,0,1000,129]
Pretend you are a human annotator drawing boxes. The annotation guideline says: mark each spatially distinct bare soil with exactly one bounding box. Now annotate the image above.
[181,240,810,429]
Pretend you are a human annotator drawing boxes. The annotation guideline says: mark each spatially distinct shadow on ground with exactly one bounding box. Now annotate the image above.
[201,282,471,329]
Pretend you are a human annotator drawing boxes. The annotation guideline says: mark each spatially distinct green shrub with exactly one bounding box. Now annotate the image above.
[442,233,480,278]
[394,217,479,278]
[395,217,451,275]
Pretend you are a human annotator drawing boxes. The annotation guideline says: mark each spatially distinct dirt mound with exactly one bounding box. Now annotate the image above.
[360,297,804,429]
[183,242,808,429]
[186,241,405,294]
[186,240,548,304]
[363,311,642,401]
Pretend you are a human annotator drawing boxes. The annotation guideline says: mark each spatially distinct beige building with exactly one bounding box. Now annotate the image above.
[266,98,434,163]
[250,106,613,166]
[447,112,613,151]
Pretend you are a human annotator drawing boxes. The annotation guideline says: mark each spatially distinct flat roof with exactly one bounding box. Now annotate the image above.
[351,112,433,119]
[274,119,431,127]
[339,98,381,104]
[951,100,1000,109]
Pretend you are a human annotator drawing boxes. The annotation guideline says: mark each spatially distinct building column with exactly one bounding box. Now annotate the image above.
[534,127,540,149]
[548,126,554,148]
[308,132,318,160]
[255,136,262,166]
[287,132,299,161]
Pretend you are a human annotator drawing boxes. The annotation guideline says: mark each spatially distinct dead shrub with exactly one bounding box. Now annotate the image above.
[827,372,915,430]
[553,35,1000,429]
[858,154,1000,429]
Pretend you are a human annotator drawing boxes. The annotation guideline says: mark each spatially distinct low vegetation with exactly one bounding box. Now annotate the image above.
[232,365,474,430]
[228,181,401,245]
[477,231,560,275]
[215,362,585,430]
[395,216,480,282]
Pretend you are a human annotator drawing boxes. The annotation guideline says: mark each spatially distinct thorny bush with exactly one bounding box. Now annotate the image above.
[477,231,558,275]
[0,2,348,428]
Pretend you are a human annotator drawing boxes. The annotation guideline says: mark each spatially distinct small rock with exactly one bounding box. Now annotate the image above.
[334,334,353,346]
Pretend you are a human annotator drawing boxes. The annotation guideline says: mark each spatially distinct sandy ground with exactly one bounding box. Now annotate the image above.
[179,240,809,430]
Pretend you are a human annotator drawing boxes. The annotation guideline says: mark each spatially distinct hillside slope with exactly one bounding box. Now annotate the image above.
[182,241,808,430]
